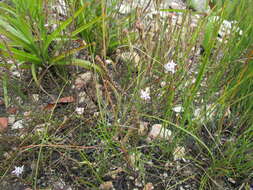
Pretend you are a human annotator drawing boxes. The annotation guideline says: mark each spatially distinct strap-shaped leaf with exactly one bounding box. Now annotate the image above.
[0,17,30,44]
[51,43,93,63]
[31,63,40,86]
[43,3,89,55]
[69,59,103,75]
[0,2,16,16]
[71,16,103,37]
[0,18,38,55]
[0,43,41,63]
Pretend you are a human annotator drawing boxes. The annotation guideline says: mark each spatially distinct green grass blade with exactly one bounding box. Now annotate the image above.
[141,113,214,161]
[31,63,40,86]
[44,3,88,54]
[70,59,103,75]
[0,43,41,63]
[51,43,94,63]
[71,16,102,37]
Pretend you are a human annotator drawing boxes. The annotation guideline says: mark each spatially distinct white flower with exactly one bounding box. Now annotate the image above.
[210,16,243,40]
[140,87,151,100]
[164,61,177,74]
[172,106,184,113]
[12,165,24,177]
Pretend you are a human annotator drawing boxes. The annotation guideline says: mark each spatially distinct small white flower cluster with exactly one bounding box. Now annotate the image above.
[140,87,151,101]
[164,60,177,74]
[12,165,24,177]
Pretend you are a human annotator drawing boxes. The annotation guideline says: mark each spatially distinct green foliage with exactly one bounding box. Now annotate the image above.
[0,0,102,84]
[73,0,129,55]
[0,0,252,189]
[199,0,253,187]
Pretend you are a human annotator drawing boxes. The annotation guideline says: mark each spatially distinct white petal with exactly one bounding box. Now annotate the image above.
[172,106,183,113]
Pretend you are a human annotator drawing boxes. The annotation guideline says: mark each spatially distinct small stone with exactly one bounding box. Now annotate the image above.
[0,117,9,132]
[80,72,93,81]
[147,124,172,142]
[75,107,85,115]
[118,4,132,14]
[8,115,15,124]
[78,91,87,104]
[134,178,143,187]
[12,120,24,130]
[228,177,236,184]
[138,121,148,136]
[160,81,166,88]
[170,2,181,9]
[32,94,39,102]
[105,59,113,65]
[118,51,140,66]
[12,71,21,77]
[173,146,186,161]
[75,72,93,90]
[93,112,100,117]
[3,152,11,159]
[55,0,67,16]
[99,181,114,190]
[143,182,154,190]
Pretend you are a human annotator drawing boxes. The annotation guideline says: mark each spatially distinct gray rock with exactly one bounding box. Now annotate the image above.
[187,0,210,13]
